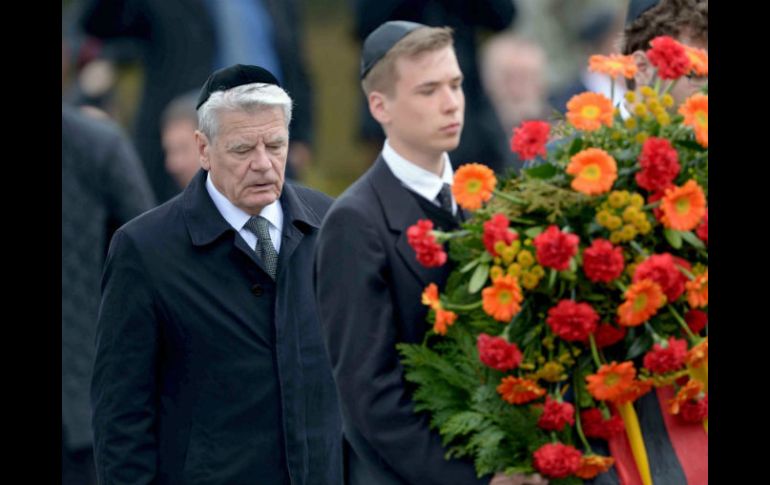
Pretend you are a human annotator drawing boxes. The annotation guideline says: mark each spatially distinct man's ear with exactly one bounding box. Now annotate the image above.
[368,91,391,126]
[195,130,211,170]
[632,50,654,88]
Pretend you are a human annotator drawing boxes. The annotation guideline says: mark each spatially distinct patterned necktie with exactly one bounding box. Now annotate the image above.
[436,183,454,214]
[245,216,278,279]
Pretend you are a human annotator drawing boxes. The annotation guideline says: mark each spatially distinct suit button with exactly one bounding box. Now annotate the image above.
[251,284,263,296]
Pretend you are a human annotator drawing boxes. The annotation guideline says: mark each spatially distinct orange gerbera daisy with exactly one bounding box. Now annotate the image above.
[668,379,704,415]
[452,163,497,211]
[482,275,523,322]
[589,54,638,79]
[497,376,546,405]
[566,92,614,131]
[421,283,441,310]
[613,379,653,404]
[617,279,666,326]
[586,361,636,402]
[660,180,707,231]
[575,455,615,479]
[686,338,708,367]
[683,46,708,76]
[434,308,458,335]
[678,93,708,147]
[566,148,618,195]
[686,270,708,308]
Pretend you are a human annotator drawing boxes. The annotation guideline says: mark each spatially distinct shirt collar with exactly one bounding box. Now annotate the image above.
[381,139,454,202]
[205,172,283,232]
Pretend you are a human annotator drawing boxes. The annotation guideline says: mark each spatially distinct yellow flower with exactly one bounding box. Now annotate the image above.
[623,206,640,222]
[621,224,638,240]
[662,94,674,107]
[606,215,623,230]
[538,361,568,382]
[625,91,637,103]
[501,246,516,265]
[517,250,535,268]
[637,219,652,235]
[646,99,661,112]
[507,263,522,277]
[608,190,629,208]
[610,231,623,244]
[494,241,507,255]
[629,193,645,208]
[531,265,545,279]
[596,209,613,226]
[634,104,648,117]
[635,132,649,144]
[521,271,540,290]
[490,265,504,280]
[640,86,655,98]
[657,113,671,126]
[624,117,638,130]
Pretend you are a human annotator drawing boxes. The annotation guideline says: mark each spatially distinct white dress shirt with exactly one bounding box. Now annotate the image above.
[206,172,283,252]
[381,139,457,215]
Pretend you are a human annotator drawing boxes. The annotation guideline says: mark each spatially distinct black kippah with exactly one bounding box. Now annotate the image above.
[360,20,426,79]
[196,64,281,109]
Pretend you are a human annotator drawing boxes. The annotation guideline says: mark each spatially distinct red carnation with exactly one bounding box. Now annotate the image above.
[643,337,688,374]
[679,395,708,423]
[685,309,708,334]
[406,219,447,267]
[483,213,518,256]
[534,225,579,271]
[580,408,625,440]
[593,323,627,348]
[635,137,681,192]
[696,208,708,244]
[547,300,599,342]
[533,442,582,478]
[633,253,689,302]
[477,333,523,372]
[538,397,575,431]
[647,36,691,80]
[511,120,550,161]
[582,239,625,283]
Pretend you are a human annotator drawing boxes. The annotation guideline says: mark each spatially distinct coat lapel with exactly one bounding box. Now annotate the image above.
[369,157,448,287]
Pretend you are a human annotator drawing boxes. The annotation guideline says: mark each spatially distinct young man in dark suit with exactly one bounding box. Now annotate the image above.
[91,64,342,485]
[315,21,546,485]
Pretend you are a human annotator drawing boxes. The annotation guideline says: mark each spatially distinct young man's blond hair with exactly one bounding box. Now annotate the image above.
[362,26,454,97]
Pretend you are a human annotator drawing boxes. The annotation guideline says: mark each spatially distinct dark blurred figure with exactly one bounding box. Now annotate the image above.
[79,0,216,203]
[548,6,625,113]
[353,0,517,175]
[480,33,550,173]
[160,90,201,189]
[62,103,155,485]
[203,0,316,181]
[80,0,315,203]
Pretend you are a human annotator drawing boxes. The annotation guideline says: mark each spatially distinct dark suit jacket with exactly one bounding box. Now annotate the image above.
[315,157,488,485]
[92,170,343,485]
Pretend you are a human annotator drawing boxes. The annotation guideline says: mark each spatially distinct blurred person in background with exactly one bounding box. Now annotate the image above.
[622,0,707,105]
[480,32,550,173]
[62,105,155,485]
[161,90,202,189]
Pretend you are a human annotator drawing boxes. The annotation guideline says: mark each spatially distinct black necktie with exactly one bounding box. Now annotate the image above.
[436,183,454,214]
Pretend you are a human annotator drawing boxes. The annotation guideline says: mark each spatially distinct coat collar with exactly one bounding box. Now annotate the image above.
[367,156,452,287]
[183,169,322,248]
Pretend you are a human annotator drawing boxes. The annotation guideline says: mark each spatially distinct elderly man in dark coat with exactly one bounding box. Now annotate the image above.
[91,64,342,485]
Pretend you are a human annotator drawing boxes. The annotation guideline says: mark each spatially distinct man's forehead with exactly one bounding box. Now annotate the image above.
[396,48,460,83]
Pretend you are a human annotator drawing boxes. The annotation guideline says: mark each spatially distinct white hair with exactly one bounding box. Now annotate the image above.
[197,83,293,141]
